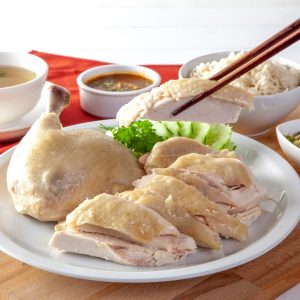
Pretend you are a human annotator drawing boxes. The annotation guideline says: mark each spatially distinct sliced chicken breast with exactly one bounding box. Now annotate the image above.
[64,193,178,243]
[118,190,221,250]
[141,137,216,173]
[234,206,263,226]
[154,153,267,225]
[154,167,265,211]
[50,230,194,266]
[117,79,253,127]
[50,193,196,266]
[133,175,248,241]
[167,153,254,188]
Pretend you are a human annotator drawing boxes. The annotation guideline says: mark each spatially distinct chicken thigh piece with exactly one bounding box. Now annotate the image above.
[133,175,248,241]
[7,85,145,221]
[117,79,253,127]
[50,194,196,266]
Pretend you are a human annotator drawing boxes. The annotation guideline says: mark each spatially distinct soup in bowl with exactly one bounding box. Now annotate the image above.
[0,52,48,127]
[0,65,36,88]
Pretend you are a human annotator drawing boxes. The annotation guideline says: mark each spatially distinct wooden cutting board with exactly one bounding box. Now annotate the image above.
[1,110,300,300]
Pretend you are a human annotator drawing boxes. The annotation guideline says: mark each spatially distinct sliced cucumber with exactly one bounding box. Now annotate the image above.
[205,124,232,150]
[148,120,234,151]
[191,123,210,142]
[150,121,172,139]
[223,139,236,151]
[178,122,193,138]
[162,121,181,136]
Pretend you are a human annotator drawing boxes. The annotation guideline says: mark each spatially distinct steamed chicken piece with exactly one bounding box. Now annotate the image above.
[117,79,253,127]
[154,168,240,208]
[154,153,266,225]
[7,85,144,221]
[141,136,238,173]
[166,153,254,188]
[133,175,248,241]
[141,137,217,173]
[118,190,221,250]
[50,194,196,266]
[51,231,193,267]
[167,153,267,210]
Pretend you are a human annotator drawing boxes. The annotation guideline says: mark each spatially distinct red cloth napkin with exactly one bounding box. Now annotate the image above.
[0,51,181,154]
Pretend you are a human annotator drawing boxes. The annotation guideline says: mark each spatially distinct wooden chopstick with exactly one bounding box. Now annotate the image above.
[172,20,300,117]
[209,18,300,81]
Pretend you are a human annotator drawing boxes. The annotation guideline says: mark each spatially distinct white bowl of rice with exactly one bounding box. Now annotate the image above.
[179,51,300,136]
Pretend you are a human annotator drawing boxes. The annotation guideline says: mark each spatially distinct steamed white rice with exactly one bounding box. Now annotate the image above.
[189,52,300,96]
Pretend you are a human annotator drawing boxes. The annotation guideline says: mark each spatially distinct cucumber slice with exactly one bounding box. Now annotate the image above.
[191,123,210,142]
[205,124,232,150]
[162,121,181,136]
[150,121,171,139]
[223,139,236,151]
[178,122,193,138]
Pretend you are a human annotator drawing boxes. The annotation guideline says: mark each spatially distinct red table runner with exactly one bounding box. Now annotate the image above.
[0,51,181,154]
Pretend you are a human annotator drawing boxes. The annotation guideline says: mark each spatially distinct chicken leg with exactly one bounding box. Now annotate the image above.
[7,85,145,221]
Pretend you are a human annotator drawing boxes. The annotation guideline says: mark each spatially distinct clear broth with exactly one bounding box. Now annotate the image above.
[85,72,153,92]
[0,66,36,88]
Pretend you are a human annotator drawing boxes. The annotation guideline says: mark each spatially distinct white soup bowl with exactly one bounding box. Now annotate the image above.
[0,52,48,127]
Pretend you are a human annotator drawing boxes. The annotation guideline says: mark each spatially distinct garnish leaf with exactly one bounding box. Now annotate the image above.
[99,120,163,156]
[100,120,235,157]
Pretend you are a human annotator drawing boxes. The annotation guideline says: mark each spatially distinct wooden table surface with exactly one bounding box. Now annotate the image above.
[1,107,300,300]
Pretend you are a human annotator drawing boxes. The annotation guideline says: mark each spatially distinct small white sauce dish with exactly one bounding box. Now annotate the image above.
[276,119,300,167]
[179,51,300,136]
[77,64,161,118]
[0,52,48,127]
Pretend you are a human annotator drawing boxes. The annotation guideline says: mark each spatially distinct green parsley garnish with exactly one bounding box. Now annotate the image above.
[99,120,163,157]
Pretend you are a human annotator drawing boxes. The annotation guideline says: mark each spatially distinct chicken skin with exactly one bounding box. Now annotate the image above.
[7,85,144,221]
[117,79,253,126]
[133,174,248,241]
[118,189,222,250]
[154,153,267,225]
[50,194,196,266]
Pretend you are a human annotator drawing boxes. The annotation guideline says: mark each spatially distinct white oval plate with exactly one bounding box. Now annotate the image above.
[0,120,299,283]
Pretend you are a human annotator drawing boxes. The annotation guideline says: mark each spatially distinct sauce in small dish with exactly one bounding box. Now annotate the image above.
[77,64,161,118]
[85,72,153,92]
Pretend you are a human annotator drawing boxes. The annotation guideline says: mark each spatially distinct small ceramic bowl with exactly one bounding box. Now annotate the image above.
[0,52,48,127]
[77,65,161,118]
[179,51,300,136]
[276,119,300,167]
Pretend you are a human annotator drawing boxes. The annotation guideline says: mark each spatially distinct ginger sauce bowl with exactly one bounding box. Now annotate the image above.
[77,65,161,118]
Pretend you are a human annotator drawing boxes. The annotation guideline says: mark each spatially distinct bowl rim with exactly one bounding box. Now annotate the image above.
[0,52,48,91]
[178,50,300,97]
[77,64,161,96]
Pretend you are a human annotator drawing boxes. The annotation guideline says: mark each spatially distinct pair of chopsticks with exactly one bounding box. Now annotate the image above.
[172,18,300,116]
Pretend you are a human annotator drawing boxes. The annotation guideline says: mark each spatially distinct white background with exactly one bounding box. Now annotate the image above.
[1,0,300,64]
[1,0,299,298]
